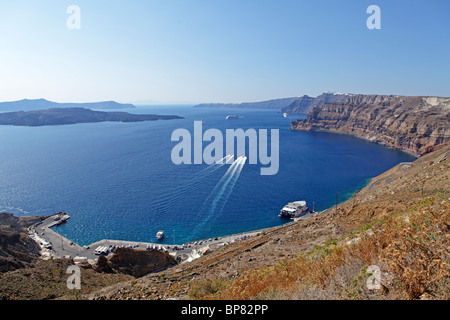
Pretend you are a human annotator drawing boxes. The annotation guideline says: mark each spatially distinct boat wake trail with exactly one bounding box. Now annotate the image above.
[191,155,247,238]
[151,154,234,208]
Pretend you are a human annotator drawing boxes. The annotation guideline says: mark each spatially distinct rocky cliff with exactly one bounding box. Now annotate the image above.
[95,247,177,278]
[291,94,450,156]
[0,107,184,127]
[0,212,43,273]
[281,92,352,114]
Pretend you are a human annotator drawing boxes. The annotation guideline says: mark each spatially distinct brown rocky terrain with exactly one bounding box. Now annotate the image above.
[0,107,183,127]
[0,216,179,299]
[0,230,40,273]
[95,247,178,278]
[85,145,449,300]
[0,213,136,300]
[0,134,448,300]
[291,94,450,156]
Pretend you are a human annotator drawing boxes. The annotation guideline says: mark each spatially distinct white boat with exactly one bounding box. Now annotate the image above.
[226,115,239,120]
[279,201,308,219]
[283,112,287,118]
[156,230,165,241]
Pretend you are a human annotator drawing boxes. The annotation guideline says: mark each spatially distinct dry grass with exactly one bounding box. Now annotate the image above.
[192,196,449,300]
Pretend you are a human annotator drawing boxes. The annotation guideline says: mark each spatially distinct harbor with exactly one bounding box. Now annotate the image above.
[27,212,277,265]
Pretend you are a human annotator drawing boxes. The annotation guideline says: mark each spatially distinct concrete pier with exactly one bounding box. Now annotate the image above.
[27,213,262,263]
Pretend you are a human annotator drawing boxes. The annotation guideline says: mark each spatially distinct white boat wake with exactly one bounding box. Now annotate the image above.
[191,155,247,238]
[151,154,234,208]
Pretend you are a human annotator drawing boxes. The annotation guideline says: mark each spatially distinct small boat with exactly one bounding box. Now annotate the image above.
[156,230,165,241]
[226,115,239,120]
[283,112,288,118]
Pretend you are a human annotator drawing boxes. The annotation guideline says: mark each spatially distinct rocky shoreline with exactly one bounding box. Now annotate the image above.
[291,94,450,156]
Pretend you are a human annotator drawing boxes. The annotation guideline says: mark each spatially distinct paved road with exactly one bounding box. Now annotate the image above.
[28,213,264,263]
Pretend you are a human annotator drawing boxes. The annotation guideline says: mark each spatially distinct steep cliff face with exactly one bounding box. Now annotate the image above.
[194,97,298,109]
[291,94,450,156]
[281,92,352,114]
[0,213,42,273]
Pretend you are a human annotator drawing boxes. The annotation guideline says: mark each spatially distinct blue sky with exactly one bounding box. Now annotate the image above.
[0,0,449,104]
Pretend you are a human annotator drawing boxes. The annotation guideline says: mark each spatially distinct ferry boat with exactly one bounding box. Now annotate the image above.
[279,201,307,219]
[156,230,165,241]
[226,115,239,120]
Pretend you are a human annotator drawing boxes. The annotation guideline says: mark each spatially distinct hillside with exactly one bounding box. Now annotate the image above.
[281,92,352,114]
[0,107,183,126]
[0,99,135,112]
[86,145,449,300]
[193,97,298,110]
[0,213,47,272]
[291,94,450,156]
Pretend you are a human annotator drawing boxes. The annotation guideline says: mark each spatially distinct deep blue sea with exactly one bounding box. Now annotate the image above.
[0,106,415,245]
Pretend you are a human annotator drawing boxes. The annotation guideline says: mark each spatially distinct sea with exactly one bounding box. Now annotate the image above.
[0,105,416,245]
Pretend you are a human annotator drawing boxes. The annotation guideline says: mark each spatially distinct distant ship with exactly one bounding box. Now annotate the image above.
[226,115,239,120]
[156,230,165,241]
[283,112,288,118]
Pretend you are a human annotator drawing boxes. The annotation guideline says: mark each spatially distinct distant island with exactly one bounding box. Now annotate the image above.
[193,97,298,110]
[0,99,136,112]
[0,107,183,127]
[196,91,449,156]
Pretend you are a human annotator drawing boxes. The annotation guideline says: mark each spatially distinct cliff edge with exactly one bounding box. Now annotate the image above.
[291,94,450,156]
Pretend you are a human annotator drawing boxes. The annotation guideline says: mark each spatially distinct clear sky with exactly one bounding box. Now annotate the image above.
[0,0,449,104]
